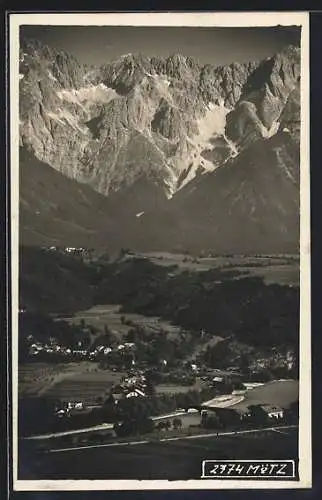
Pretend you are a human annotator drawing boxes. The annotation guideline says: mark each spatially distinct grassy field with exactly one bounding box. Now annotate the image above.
[131,252,299,286]
[155,384,194,394]
[57,303,182,341]
[155,377,208,395]
[234,264,299,286]
[230,380,299,411]
[19,427,298,480]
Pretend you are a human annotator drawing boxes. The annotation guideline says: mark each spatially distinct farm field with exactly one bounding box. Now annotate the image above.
[19,362,124,403]
[19,427,298,480]
[43,369,125,405]
[18,361,99,397]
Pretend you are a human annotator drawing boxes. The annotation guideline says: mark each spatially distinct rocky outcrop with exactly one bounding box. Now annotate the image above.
[199,61,258,108]
[225,46,300,150]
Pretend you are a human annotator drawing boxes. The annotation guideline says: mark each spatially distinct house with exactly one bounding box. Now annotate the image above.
[124,342,135,349]
[29,343,44,355]
[248,403,284,423]
[257,403,284,419]
[134,388,145,397]
[232,389,246,396]
[55,409,66,418]
[126,388,145,398]
[126,391,139,398]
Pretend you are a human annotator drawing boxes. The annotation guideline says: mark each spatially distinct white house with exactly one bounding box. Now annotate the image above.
[259,404,284,419]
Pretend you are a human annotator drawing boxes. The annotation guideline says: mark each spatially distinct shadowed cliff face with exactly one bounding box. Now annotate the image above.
[19,37,301,254]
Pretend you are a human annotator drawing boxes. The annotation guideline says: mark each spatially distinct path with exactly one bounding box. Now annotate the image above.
[46,425,298,454]
[23,410,192,440]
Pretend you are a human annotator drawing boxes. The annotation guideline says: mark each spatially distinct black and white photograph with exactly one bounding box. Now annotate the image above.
[9,12,311,490]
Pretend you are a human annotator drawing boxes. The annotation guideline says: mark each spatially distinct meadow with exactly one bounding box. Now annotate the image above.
[230,379,299,411]
[136,252,299,286]
[56,303,182,341]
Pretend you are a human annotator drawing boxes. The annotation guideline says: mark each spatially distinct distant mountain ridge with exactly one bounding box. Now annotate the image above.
[19,37,301,253]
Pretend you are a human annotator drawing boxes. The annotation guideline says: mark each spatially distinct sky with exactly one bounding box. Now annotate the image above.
[20,25,301,68]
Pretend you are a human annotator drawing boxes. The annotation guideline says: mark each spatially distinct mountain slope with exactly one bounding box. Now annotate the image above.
[19,147,111,247]
[19,147,170,249]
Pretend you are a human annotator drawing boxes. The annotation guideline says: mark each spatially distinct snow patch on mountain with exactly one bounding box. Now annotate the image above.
[57,84,118,106]
[261,120,280,139]
[151,74,175,106]
[173,103,232,191]
[47,70,57,82]
[47,109,89,135]
[197,103,229,139]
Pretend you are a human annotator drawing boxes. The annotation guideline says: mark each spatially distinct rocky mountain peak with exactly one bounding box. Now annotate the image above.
[164,52,200,79]
[19,37,301,252]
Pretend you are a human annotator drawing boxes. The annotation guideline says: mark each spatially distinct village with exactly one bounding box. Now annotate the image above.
[19,246,299,448]
[20,330,298,444]
[20,302,297,430]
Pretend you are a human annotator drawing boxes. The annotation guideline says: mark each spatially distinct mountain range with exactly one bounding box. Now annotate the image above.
[19,37,301,253]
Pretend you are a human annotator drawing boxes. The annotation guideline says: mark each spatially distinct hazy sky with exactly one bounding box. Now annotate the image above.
[20,25,301,67]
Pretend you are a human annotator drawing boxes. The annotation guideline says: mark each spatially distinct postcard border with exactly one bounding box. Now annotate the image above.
[8,10,311,491]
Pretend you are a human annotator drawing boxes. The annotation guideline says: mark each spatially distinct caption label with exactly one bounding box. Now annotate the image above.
[201,460,296,479]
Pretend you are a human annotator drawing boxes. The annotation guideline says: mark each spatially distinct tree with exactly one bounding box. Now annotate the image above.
[145,380,156,396]
[156,421,166,431]
[103,324,114,339]
[165,420,171,430]
[104,393,115,406]
[138,417,154,435]
[173,417,182,430]
[202,415,220,429]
